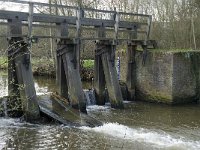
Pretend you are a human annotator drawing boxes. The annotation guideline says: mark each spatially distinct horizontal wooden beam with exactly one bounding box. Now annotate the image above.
[0,10,147,29]
[0,0,77,10]
[0,0,151,18]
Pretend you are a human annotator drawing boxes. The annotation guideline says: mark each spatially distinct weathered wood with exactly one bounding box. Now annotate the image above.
[94,52,106,105]
[37,94,102,127]
[101,45,124,108]
[126,44,137,101]
[7,19,22,103]
[94,26,106,105]
[0,0,150,18]
[56,23,69,100]
[56,23,86,113]
[95,25,124,108]
[14,49,40,120]
[62,45,87,112]
[28,3,33,38]
[0,10,146,28]
[56,55,68,99]
[7,18,40,120]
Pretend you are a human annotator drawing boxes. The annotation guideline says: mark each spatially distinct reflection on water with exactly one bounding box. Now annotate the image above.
[0,71,200,149]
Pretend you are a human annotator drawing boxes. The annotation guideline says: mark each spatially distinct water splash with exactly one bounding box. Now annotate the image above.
[87,105,110,112]
[84,89,96,106]
[80,123,200,150]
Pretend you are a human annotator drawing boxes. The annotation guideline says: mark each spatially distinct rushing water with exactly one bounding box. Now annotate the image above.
[0,71,200,150]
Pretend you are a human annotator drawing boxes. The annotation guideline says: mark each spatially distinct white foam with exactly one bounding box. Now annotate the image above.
[80,123,200,150]
[86,105,110,111]
[0,118,43,129]
[0,76,8,97]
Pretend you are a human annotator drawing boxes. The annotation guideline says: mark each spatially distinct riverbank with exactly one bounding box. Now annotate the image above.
[0,57,94,81]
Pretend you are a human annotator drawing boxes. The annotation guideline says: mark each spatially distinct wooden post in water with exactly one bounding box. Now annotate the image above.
[7,18,40,120]
[56,22,87,113]
[56,22,69,100]
[94,26,106,105]
[94,25,124,108]
[126,26,138,101]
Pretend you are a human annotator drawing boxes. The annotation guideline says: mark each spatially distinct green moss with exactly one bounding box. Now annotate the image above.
[136,90,172,104]
[0,56,7,69]
[146,49,199,53]
[82,59,94,69]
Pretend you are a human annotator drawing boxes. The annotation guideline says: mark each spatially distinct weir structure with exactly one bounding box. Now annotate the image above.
[0,0,155,121]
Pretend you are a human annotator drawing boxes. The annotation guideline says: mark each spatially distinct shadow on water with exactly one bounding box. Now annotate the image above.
[0,70,200,149]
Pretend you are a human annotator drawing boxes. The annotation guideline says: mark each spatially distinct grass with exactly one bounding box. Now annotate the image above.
[0,56,94,77]
[0,56,7,69]
[82,59,94,69]
[146,49,199,53]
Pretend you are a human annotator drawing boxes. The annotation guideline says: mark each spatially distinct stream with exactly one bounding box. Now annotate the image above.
[0,71,200,150]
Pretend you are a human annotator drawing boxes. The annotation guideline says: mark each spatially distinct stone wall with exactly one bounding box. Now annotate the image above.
[119,50,200,104]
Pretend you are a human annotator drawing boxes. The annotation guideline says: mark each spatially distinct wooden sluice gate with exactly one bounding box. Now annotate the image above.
[94,25,124,108]
[0,0,156,125]
[7,18,40,121]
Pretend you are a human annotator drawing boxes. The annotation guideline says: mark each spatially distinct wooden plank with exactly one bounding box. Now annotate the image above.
[118,12,151,17]
[0,0,77,10]
[37,94,102,127]
[126,45,137,101]
[1,0,150,19]
[0,10,146,29]
[101,49,124,108]
[95,25,124,108]
[56,55,68,99]
[94,53,106,105]
[94,26,106,105]
[14,49,40,120]
[28,3,33,38]
[7,18,40,121]
[7,19,22,106]
[62,49,87,113]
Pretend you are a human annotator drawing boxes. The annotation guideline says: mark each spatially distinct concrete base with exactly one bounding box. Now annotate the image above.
[120,50,200,104]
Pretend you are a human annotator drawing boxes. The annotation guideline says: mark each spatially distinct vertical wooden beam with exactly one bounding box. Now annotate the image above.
[7,18,40,120]
[94,26,106,105]
[7,18,22,99]
[94,48,106,105]
[126,28,138,101]
[57,53,68,99]
[126,43,137,101]
[28,2,33,39]
[95,25,124,108]
[76,7,84,71]
[101,44,124,108]
[56,22,86,113]
[62,44,86,112]
[56,22,68,100]
[14,48,40,120]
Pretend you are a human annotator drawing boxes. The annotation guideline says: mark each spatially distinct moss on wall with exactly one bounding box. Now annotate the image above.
[119,50,200,104]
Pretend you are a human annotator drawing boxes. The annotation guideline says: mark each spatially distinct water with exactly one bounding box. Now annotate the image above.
[0,71,200,150]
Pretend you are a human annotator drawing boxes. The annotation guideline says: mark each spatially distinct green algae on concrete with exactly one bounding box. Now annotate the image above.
[120,49,200,104]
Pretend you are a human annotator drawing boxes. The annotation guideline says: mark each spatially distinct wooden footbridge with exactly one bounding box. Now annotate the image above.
[0,0,155,125]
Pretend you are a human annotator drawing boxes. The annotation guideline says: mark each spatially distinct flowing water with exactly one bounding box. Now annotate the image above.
[0,71,200,150]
